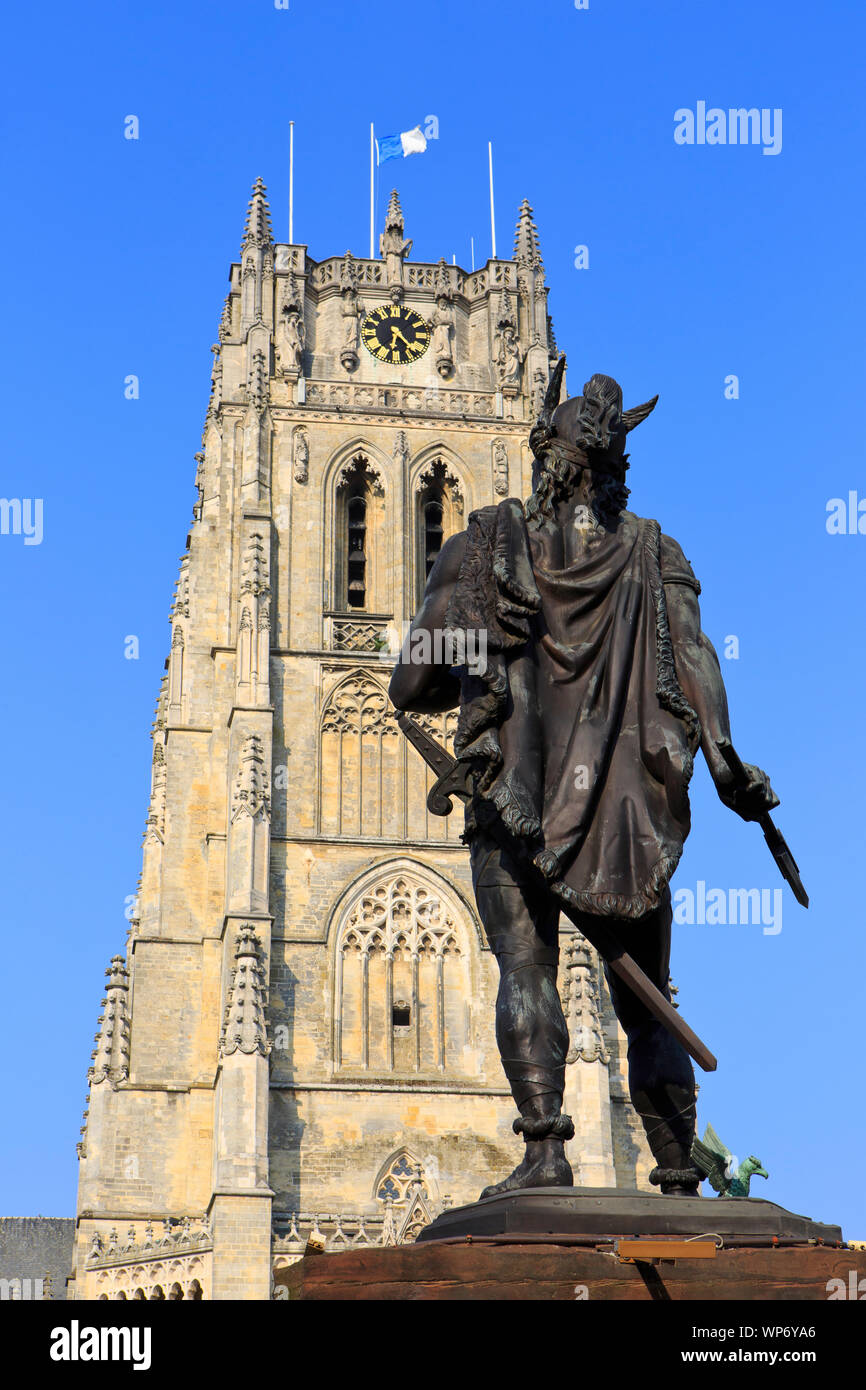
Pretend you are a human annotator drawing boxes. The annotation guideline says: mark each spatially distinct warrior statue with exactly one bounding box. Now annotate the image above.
[389,363,780,1199]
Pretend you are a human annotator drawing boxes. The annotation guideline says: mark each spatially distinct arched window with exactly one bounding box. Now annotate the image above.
[374,1150,438,1243]
[319,673,400,838]
[333,870,470,1075]
[335,454,384,612]
[415,459,464,608]
[319,675,461,843]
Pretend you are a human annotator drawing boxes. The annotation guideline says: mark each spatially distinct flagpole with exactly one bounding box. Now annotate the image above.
[370,123,375,259]
[289,121,294,243]
[488,141,496,259]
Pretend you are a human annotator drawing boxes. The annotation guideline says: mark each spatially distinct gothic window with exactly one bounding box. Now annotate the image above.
[376,1153,419,1202]
[319,673,400,838]
[319,680,461,844]
[374,1150,436,1243]
[334,871,469,1075]
[414,459,464,608]
[335,454,384,612]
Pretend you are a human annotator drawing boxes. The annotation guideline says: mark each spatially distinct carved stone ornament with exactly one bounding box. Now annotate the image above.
[293,426,309,484]
[219,925,271,1058]
[231,734,271,821]
[493,438,509,496]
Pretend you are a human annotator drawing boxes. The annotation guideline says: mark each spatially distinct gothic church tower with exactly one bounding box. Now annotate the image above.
[71,181,651,1301]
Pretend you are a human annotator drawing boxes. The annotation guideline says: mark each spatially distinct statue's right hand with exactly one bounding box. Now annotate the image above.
[717,764,779,822]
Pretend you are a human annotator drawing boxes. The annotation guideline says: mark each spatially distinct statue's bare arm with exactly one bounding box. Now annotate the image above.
[666,580,778,820]
[388,532,467,714]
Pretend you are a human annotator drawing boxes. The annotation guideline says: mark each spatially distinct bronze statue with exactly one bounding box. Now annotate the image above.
[389,361,791,1199]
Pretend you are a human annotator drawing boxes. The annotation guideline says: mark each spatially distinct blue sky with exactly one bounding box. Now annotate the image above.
[1,0,864,1235]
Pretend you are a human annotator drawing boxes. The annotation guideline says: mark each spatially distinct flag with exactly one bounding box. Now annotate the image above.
[376,125,428,164]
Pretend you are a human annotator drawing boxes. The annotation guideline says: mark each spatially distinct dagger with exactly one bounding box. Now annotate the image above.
[716,739,809,909]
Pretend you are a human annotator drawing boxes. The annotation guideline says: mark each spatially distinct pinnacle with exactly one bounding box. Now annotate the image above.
[242,176,273,251]
[514,197,543,270]
[385,188,403,225]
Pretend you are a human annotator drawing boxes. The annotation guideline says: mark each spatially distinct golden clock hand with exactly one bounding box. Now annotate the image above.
[390,326,410,348]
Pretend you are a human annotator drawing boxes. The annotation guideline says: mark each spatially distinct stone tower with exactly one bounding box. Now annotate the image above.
[71,181,652,1301]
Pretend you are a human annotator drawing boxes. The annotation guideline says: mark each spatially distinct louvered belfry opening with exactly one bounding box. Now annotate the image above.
[337,453,379,611]
[416,460,457,608]
[423,498,444,581]
[346,494,367,607]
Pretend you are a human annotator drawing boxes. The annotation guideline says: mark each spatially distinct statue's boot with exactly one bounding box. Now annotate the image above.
[629,1020,701,1196]
[479,1096,574,1199]
[479,977,575,1201]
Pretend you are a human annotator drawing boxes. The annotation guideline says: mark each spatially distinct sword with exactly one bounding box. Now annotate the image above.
[397,711,718,1073]
[716,739,809,909]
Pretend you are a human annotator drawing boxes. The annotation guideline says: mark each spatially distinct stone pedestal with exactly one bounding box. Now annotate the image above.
[417,1186,843,1245]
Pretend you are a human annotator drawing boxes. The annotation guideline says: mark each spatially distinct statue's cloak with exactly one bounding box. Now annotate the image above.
[445,499,702,919]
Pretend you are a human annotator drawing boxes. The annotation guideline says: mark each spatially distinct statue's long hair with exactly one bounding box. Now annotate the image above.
[524,450,630,530]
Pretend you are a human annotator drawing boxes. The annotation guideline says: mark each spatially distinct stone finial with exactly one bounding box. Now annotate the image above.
[434,257,453,300]
[218,293,232,342]
[240,532,270,599]
[171,553,190,620]
[380,190,412,300]
[340,251,359,292]
[145,743,167,842]
[220,925,271,1057]
[241,176,273,251]
[246,349,269,414]
[207,344,223,419]
[89,956,131,1087]
[563,934,609,1064]
[547,312,559,362]
[231,734,271,822]
[384,188,404,233]
[151,673,169,737]
[513,197,544,271]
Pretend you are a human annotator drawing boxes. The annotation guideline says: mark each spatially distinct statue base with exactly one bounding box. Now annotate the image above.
[416,1185,842,1245]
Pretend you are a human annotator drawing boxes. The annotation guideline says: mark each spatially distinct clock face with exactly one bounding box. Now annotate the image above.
[361,304,431,365]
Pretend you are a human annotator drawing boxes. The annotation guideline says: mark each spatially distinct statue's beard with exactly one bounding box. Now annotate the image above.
[525,452,630,530]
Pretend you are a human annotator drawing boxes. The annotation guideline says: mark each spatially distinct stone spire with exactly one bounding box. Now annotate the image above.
[89,957,131,1088]
[219,926,270,1057]
[513,198,543,271]
[241,177,273,251]
[384,188,404,234]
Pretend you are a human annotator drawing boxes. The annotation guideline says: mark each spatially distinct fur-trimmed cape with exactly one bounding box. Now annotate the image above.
[444,499,701,919]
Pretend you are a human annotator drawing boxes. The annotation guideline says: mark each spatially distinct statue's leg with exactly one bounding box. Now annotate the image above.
[600,889,701,1196]
[470,833,573,1198]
